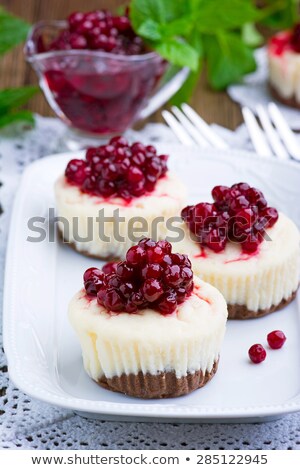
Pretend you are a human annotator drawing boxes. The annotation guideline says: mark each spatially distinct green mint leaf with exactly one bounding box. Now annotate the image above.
[0,110,35,129]
[137,19,162,41]
[0,6,31,55]
[130,0,189,31]
[0,86,39,113]
[242,23,264,47]
[205,32,256,90]
[169,30,203,104]
[160,17,194,37]
[154,38,199,71]
[196,0,259,31]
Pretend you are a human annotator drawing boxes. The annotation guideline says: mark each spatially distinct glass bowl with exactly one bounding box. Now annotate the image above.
[25,21,188,142]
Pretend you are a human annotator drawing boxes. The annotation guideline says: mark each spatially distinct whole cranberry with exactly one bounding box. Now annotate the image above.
[126,246,147,266]
[267,330,286,349]
[142,279,163,302]
[248,344,267,364]
[102,262,118,275]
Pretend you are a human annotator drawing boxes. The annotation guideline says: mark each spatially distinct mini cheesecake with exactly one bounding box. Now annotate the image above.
[55,137,186,259]
[69,239,228,398]
[268,25,300,108]
[174,183,300,319]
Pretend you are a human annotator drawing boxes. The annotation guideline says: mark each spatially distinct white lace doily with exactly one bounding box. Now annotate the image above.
[228,48,300,130]
[1,116,300,450]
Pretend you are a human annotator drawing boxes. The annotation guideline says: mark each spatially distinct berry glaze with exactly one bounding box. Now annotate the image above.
[181,183,279,254]
[64,136,168,200]
[83,239,194,315]
[269,24,300,56]
[35,10,165,134]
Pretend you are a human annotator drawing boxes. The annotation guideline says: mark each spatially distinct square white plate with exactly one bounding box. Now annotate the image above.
[4,144,300,423]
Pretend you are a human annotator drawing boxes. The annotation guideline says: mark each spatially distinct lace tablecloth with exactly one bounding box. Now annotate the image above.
[1,116,300,450]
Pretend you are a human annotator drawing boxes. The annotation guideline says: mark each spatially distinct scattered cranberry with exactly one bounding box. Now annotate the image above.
[83,239,194,315]
[65,137,168,199]
[267,330,286,349]
[181,182,278,254]
[248,344,267,364]
[47,10,146,55]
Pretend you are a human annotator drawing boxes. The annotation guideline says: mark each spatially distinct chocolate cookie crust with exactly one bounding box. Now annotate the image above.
[228,289,297,320]
[96,360,219,399]
[269,83,300,110]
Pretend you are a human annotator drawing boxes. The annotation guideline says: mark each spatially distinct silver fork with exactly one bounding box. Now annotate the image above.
[162,103,229,150]
[242,102,300,161]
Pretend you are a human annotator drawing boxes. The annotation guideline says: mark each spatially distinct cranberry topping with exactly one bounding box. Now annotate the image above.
[65,136,168,199]
[47,10,146,55]
[83,239,194,315]
[248,344,267,364]
[267,330,286,349]
[181,182,278,254]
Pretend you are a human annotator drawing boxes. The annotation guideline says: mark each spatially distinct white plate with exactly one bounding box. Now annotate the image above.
[4,144,300,423]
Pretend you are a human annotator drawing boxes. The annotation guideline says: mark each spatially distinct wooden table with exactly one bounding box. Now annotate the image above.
[0,0,243,130]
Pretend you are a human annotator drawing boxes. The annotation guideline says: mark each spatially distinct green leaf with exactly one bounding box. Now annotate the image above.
[0,6,31,55]
[160,17,194,37]
[0,110,35,129]
[0,86,39,112]
[170,68,201,105]
[154,38,200,71]
[130,0,189,30]
[242,23,264,47]
[137,19,162,41]
[196,0,259,32]
[205,32,256,90]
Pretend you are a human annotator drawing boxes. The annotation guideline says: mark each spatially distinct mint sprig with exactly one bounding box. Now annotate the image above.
[0,6,31,55]
[0,86,39,129]
[130,0,300,102]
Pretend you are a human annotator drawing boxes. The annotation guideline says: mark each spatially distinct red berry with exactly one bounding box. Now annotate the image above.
[248,344,267,364]
[103,288,124,312]
[83,267,104,296]
[65,159,88,185]
[142,263,162,279]
[267,330,286,349]
[157,292,177,315]
[126,246,147,266]
[142,279,163,302]
[102,262,118,275]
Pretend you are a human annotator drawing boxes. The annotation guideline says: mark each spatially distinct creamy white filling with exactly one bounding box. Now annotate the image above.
[268,47,300,102]
[69,276,228,380]
[55,173,186,259]
[172,213,300,312]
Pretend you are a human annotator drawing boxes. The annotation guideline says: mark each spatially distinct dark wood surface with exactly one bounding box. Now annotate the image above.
[0,0,243,130]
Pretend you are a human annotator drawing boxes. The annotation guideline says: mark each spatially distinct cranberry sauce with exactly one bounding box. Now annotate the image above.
[84,239,194,315]
[36,10,165,134]
[65,136,168,199]
[181,183,278,254]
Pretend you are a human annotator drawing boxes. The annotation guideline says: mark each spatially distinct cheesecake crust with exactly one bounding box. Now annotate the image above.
[228,289,297,320]
[269,82,300,110]
[96,360,219,399]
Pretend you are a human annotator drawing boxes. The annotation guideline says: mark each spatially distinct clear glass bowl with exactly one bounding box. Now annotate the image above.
[25,21,187,140]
